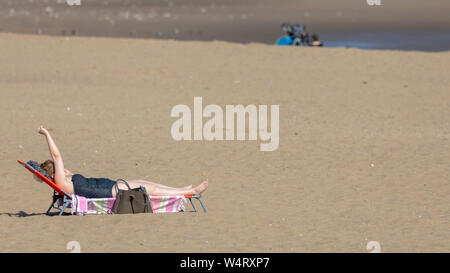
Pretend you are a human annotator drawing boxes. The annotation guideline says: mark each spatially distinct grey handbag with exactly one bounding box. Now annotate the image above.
[112,179,152,214]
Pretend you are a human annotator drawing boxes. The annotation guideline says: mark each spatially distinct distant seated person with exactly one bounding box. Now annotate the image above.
[298,29,310,46]
[276,23,310,46]
[310,34,323,47]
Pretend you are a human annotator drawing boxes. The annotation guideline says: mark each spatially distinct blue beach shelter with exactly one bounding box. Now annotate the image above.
[276,36,294,46]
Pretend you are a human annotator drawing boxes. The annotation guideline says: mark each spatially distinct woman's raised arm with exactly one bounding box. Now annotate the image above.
[38,126,69,190]
[38,126,62,159]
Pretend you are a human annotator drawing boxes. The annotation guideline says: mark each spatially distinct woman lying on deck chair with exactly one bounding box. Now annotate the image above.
[37,125,208,199]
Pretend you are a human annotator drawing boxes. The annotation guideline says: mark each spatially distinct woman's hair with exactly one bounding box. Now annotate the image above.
[311,34,319,42]
[40,160,55,176]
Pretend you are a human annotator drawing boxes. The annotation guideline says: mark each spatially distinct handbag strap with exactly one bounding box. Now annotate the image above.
[114,179,131,195]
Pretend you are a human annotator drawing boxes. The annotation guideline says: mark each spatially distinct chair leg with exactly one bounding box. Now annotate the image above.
[188,196,207,213]
[46,196,60,215]
[46,200,55,215]
[58,196,72,216]
[59,202,68,216]
[47,192,70,216]
[197,197,207,213]
[189,198,198,212]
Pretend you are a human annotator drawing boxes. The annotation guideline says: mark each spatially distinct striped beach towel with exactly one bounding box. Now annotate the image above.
[68,195,186,215]
[149,196,186,213]
[71,195,116,216]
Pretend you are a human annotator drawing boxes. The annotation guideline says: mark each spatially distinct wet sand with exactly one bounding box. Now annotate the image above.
[1,0,450,50]
[322,29,450,52]
[0,33,449,252]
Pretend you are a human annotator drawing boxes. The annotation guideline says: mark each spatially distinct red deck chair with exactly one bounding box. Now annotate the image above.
[18,160,72,216]
[17,160,206,215]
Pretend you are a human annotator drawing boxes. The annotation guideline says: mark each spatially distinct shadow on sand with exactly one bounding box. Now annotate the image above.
[0,211,71,217]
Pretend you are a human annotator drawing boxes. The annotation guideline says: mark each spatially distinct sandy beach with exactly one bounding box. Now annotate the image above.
[0,32,448,252]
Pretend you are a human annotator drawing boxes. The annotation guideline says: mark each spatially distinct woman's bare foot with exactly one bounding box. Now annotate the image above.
[192,179,208,195]
[184,185,193,189]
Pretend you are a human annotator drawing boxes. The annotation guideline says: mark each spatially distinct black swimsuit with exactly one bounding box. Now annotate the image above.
[71,174,116,198]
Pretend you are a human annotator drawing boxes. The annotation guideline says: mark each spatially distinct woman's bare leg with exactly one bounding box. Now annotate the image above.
[127,179,192,190]
[116,179,208,196]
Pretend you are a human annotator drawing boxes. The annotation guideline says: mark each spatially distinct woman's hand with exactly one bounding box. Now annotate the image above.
[38,125,49,136]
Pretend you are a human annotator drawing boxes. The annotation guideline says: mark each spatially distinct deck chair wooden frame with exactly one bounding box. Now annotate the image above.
[18,160,207,215]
